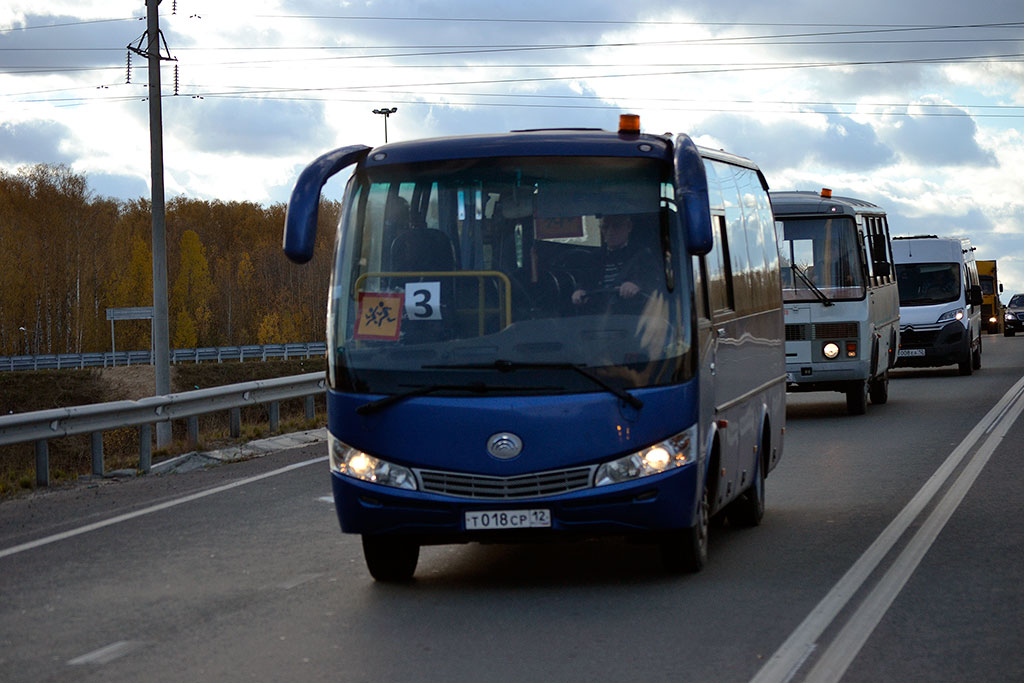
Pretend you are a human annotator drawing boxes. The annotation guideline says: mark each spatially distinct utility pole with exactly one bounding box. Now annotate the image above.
[130,0,175,447]
[372,106,398,143]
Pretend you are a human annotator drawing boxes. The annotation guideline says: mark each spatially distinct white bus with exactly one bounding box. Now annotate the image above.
[771,189,900,415]
[892,235,983,375]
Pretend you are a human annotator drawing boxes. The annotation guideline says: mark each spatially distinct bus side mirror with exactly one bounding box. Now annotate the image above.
[283,145,370,264]
[969,285,983,306]
[673,134,713,255]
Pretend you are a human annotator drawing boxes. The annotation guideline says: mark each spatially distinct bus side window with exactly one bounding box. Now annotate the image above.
[708,214,734,312]
[865,216,892,284]
[721,165,750,313]
[861,217,875,282]
[693,254,710,320]
[702,160,729,314]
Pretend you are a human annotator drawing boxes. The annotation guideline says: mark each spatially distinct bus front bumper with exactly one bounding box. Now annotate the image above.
[785,360,868,393]
[329,464,700,545]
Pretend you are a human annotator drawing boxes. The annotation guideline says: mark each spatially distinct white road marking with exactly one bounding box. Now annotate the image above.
[0,456,328,560]
[318,496,334,503]
[804,382,1024,682]
[68,640,144,665]
[751,374,1024,683]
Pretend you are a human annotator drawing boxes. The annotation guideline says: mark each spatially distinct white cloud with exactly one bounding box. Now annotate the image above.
[5,1,1024,295]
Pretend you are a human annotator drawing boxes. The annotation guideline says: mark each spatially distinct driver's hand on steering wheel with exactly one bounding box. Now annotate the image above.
[571,288,588,305]
[618,281,640,298]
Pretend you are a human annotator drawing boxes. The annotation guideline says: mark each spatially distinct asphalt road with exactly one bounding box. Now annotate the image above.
[1,336,1022,682]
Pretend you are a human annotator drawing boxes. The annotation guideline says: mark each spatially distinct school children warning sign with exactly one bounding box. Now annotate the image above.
[354,292,403,341]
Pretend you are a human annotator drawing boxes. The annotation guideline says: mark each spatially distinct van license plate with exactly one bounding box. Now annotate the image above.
[898,349,925,357]
[465,509,551,530]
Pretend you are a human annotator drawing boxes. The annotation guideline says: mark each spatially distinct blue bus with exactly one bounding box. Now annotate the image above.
[283,115,786,580]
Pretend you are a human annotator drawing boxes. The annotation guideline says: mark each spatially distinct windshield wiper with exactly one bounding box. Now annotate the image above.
[790,264,834,307]
[425,359,644,410]
[356,381,553,416]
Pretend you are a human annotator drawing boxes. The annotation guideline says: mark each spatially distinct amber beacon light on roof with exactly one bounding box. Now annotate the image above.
[618,113,641,134]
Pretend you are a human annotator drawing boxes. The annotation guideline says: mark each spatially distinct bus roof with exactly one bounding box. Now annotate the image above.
[360,127,764,173]
[769,190,883,218]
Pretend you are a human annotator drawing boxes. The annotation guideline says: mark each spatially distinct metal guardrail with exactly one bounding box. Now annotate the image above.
[0,372,326,487]
[0,342,327,372]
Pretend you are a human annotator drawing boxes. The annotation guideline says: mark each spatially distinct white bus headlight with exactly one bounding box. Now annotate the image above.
[329,434,417,490]
[936,308,965,323]
[595,424,697,487]
[822,342,840,359]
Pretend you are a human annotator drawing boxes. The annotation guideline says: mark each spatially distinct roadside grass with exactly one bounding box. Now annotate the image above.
[0,359,326,499]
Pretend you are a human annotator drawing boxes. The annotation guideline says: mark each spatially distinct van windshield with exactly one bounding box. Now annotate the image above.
[895,262,962,305]
[327,156,693,396]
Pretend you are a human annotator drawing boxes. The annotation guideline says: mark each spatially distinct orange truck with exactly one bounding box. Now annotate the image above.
[977,259,1004,333]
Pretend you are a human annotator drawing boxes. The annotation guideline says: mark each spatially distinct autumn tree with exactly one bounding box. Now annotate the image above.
[104,233,154,351]
[169,229,215,348]
[0,165,336,356]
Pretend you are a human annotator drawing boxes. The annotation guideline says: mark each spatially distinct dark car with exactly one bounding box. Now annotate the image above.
[1004,293,1024,336]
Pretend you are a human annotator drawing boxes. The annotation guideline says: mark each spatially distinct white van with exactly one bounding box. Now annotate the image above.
[892,236,983,375]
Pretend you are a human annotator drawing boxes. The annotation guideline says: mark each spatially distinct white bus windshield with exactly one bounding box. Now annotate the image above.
[328,156,692,396]
[779,216,865,302]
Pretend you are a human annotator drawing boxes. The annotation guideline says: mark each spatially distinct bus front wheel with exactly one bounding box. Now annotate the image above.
[846,380,868,415]
[868,371,889,405]
[661,485,709,573]
[362,535,420,582]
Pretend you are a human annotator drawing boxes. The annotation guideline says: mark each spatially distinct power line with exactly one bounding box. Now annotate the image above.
[7,50,1024,102]
[10,36,1024,55]
[0,17,138,34]
[9,43,1024,76]
[182,92,1024,119]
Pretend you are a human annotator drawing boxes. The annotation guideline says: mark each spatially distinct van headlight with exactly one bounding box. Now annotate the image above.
[594,424,697,487]
[328,434,417,490]
[936,308,965,324]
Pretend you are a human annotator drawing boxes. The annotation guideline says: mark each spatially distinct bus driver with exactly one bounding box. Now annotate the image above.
[571,213,658,312]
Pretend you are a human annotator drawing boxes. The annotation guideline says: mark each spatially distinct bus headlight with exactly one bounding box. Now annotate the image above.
[328,434,417,490]
[822,342,840,359]
[594,424,697,487]
[936,308,965,323]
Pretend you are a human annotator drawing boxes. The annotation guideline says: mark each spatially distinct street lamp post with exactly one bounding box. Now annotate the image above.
[17,326,27,355]
[372,106,398,143]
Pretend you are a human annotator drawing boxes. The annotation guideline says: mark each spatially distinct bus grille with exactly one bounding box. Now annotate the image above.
[418,466,594,499]
[813,322,858,338]
[785,324,808,341]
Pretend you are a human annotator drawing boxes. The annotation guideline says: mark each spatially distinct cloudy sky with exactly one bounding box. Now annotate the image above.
[3,1,1024,292]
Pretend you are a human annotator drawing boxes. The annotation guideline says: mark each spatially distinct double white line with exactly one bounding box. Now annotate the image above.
[752,375,1024,683]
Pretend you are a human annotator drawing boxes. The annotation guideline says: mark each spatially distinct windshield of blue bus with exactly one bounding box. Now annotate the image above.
[778,216,865,302]
[326,156,692,396]
[895,262,962,306]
